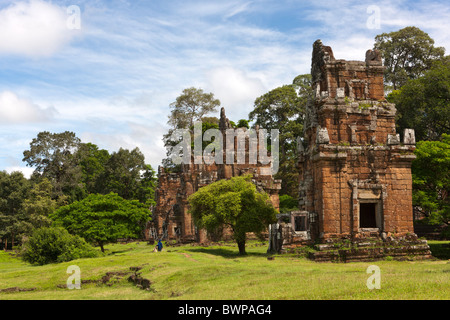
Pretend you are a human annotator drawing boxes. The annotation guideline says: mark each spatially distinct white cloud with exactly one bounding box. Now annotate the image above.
[205,66,267,121]
[5,166,34,179]
[0,0,76,57]
[0,91,57,123]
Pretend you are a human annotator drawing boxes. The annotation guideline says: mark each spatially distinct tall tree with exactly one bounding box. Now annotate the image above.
[374,26,445,90]
[22,178,57,230]
[22,131,83,202]
[75,143,110,195]
[249,75,311,197]
[168,87,220,129]
[163,87,220,170]
[188,175,277,255]
[387,57,450,141]
[97,147,156,206]
[0,171,30,249]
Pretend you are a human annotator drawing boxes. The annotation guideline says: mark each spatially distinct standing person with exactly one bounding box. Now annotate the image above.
[157,239,163,252]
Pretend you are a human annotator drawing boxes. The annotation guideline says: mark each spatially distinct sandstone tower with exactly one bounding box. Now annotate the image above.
[298,40,418,242]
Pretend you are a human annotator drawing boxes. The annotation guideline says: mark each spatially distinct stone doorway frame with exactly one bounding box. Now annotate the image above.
[349,179,386,235]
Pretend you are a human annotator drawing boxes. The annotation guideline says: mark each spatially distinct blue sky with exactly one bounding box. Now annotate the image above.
[0,0,449,176]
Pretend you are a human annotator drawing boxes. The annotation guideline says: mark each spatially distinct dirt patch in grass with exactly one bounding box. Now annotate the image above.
[56,266,152,291]
[0,287,37,293]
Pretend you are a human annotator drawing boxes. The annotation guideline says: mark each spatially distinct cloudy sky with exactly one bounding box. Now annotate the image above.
[0,0,448,177]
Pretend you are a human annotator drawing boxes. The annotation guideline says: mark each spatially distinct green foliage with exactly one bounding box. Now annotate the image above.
[163,87,221,170]
[279,194,298,213]
[188,175,277,254]
[387,58,450,141]
[236,119,249,129]
[21,227,100,265]
[168,87,220,129]
[0,171,31,246]
[75,142,110,195]
[374,26,445,90]
[96,148,156,206]
[22,131,83,202]
[50,193,151,252]
[249,75,311,197]
[412,134,450,226]
[22,132,156,206]
[358,103,371,110]
[191,119,220,152]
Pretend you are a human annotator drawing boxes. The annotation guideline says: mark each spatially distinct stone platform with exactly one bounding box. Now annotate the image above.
[307,234,432,262]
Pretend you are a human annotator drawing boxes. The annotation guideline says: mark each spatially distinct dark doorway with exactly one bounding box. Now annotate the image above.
[360,203,377,228]
[294,215,307,232]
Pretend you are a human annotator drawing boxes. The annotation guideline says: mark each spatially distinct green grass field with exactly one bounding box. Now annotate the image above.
[1,240,449,300]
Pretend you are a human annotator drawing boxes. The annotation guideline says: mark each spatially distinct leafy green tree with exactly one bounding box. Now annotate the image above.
[0,171,30,249]
[412,134,450,228]
[249,75,311,197]
[191,118,220,151]
[374,26,445,90]
[387,58,450,141]
[236,119,249,129]
[50,193,151,252]
[22,178,57,230]
[168,87,220,129]
[75,143,110,195]
[279,194,298,213]
[22,227,99,265]
[22,131,83,202]
[97,148,156,206]
[163,88,220,170]
[188,175,277,255]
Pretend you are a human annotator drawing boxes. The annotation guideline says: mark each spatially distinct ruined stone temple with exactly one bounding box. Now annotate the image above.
[147,108,281,242]
[277,40,430,260]
[297,39,418,241]
[149,39,431,260]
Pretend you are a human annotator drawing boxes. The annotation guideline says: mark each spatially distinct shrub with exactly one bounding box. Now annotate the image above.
[21,227,100,265]
[279,194,298,213]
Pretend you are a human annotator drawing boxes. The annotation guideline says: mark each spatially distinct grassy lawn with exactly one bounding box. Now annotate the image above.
[0,240,449,300]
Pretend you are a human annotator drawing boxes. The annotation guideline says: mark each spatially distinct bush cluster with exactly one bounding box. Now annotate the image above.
[21,227,100,265]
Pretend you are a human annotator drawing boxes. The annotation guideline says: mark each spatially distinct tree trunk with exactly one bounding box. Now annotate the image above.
[99,242,105,253]
[237,239,246,255]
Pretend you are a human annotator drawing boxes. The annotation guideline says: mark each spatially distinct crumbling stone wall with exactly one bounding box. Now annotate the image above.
[299,40,417,243]
[149,108,281,242]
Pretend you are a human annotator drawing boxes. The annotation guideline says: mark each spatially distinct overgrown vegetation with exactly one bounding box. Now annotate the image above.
[21,227,100,265]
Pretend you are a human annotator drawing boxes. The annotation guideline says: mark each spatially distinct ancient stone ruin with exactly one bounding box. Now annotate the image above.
[272,40,431,261]
[147,107,281,243]
[150,39,431,261]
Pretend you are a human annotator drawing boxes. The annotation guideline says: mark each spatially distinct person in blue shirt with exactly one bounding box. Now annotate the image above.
[157,239,163,252]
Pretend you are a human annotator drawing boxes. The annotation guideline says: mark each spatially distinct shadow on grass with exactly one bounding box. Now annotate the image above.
[186,247,269,259]
[428,241,450,260]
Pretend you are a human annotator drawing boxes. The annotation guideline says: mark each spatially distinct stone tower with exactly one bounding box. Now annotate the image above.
[149,107,281,242]
[298,40,418,242]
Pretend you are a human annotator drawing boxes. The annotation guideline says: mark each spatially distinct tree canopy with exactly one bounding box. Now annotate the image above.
[387,57,450,141]
[249,74,311,198]
[50,193,151,252]
[188,175,277,255]
[374,26,445,90]
[163,87,221,170]
[22,131,83,201]
[412,134,450,228]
